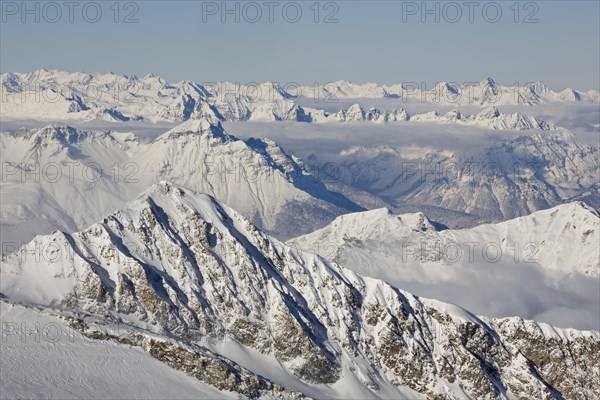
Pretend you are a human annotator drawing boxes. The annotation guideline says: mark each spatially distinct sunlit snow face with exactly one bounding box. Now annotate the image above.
[287,203,600,331]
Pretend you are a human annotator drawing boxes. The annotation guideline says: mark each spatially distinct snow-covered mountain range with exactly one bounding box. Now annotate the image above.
[2,182,598,399]
[288,202,600,329]
[2,70,598,123]
[307,126,599,227]
[299,104,554,130]
[2,69,598,398]
[295,78,600,105]
[2,109,597,245]
[0,115,361,244]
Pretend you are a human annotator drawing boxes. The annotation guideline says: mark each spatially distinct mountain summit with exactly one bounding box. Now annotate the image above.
[2,182,598,399]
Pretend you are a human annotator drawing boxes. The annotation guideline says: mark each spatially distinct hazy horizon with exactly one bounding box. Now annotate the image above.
[2,1,599,90]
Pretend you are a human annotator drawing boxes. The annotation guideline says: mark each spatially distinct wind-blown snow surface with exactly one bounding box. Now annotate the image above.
[288,203,600,330]
[0,116,361,244]
[0,302,237,399]
[2,182,599,399]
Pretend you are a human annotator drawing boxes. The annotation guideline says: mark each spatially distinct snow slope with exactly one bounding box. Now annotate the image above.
[306,126,599,226]
[0,302,237,400]
[1,182,598,399]
[288,202,600,329]
[0,117,361,244]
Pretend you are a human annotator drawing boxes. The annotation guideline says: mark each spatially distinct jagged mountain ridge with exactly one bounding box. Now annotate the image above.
[288,202,600,277]
[307,127,599,226]
[1,182,598,399]
[2,70,598,123]
[300,104,553,130]
[287,202,600,329]
[295,78,600,105]
[0,117,362,244]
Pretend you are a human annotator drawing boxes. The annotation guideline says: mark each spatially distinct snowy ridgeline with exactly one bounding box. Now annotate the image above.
[0,118,363,244]
[1,70,599,399]
[1,182,599,399]
[1,113,597,245]
[1,70,599,122]
[288,202,600,330]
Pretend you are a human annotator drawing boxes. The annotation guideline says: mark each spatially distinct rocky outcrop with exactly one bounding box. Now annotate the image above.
[2,182,598,398]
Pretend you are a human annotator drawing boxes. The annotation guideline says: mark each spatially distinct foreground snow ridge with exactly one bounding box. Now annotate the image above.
[2,182,598,399]
[287,203,600,329]
[289,201,600,277]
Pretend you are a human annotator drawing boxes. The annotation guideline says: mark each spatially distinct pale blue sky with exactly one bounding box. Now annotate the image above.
[1,1,599,90]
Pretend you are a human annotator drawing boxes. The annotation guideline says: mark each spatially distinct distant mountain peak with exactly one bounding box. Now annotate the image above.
[481,77,497,86]
[1,70,598,124]
[477,106,501,118]
[160,112,230,140]
[14,124,88,143]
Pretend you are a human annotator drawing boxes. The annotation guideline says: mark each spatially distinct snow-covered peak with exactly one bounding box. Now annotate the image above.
[559,88,582,101]
[160,112,229,140]
[437,81,460,95]
[527,80,549,95]
[291,199,599,279]
[447,201,600,276]
[477,77,500,98]
[8,124,129,153]
[13,124,83,141]
[2,183,598,399]
[515,200,599,222]
[476,106,501,119]
[138,180,197,199]
[410,106,552,130]
[310,80,390,99]
[334,103,366,122]
[115,181,248,236]
[244,136,303,176]
[289,207,437,251]
[480,77,498,87]
[321,104,409,124]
